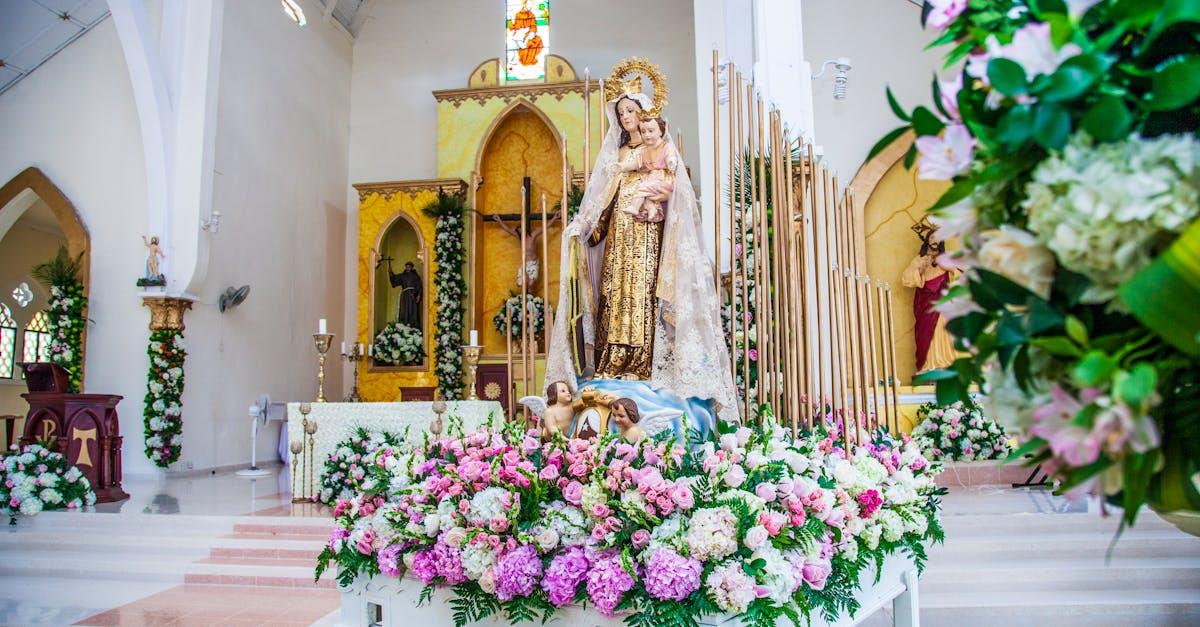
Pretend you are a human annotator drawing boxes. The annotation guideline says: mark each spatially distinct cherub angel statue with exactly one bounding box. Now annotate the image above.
[519,380,575,441]
[609,397,682,444]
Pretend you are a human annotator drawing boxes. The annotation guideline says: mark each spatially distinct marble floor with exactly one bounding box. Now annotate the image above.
[1,464,1196,626]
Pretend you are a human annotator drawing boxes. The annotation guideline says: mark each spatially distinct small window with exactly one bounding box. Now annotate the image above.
[22,310,51,364]
[281,0,306,26]
[0,304,14,379]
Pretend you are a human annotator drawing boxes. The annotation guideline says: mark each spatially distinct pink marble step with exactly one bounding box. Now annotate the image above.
[210,547,318,559]
[183,572,336,589]
[196,556,317,568]
[223,531,330,542]
[231,522,331,537]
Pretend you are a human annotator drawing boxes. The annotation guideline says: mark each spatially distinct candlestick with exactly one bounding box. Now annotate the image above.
[304,417,318,502]
[318,318,327,334]
[462,344,483,401]
[289,439,305,503]
[342,342,364,403]
[313,333,333,402]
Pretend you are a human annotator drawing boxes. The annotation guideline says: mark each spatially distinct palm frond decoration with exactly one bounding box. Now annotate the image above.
[30,246,84,289]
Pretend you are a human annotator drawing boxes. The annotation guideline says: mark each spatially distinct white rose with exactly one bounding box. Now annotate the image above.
[535,528,560,552]
[976,226,1056,299]
[743,525,769,550]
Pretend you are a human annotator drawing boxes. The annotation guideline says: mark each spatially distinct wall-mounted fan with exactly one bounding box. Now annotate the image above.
[219,285,250,313]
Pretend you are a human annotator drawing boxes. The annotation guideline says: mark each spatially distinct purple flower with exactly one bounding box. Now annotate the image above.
[541,546,590,606]
[377,544,404,577]
[586,552,637,616]
[925,0,966,29]
[643,549,702,601]
[411,548,438,584]
[431,539,467,584]
[494,545,543,601]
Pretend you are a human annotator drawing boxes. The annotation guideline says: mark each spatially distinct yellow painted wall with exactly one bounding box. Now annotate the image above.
[862,159,949,387]
[356,189,442,400]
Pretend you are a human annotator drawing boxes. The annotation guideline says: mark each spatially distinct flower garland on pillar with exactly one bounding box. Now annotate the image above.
[422,190,468,399]
[142,297,192,467]
[31,247,87,392]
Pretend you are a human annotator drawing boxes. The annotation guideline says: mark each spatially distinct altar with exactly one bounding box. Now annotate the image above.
[283,401,504,480]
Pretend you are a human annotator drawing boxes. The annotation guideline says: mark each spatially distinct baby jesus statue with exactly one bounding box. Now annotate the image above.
[619,116,676,223]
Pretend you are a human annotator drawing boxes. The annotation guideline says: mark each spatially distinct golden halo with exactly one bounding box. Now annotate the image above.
[603,57,668,117]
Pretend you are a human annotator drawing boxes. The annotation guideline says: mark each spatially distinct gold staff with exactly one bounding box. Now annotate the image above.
[583,68,591,189]
[737,74,750,419]
[542,192,551,352]
[727,62,737,362]
[713,49,722,298]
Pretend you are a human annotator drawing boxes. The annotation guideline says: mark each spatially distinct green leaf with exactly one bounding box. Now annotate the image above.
[1031,336,1084,358]
[1149,55,1200,111]
[1052,267,1091,306]
[1081,95,1133,141]
[1146,0,1200,47]
[946,311,991,344]
[1026,299,1065,335]
[996,104,1035,148]
[977,268,1035,306]
[887,86,911,121]
[1006,436,1049,463]
[997,314,1028,346]
[1112,0,1165,26]
[1047,13,1073,49]
[911,106,946,136]
[913,368,959,382]
[1065,315,1089,346]
[867,125,910,162]
[1121,450,1160,526]
[929,179,976,211]
[1041,56,1103,102]
[935,377,970,406]
[988,58,1030,96]
[1074,351,1116,387]
[1115,363,1158,407]
[1033,104,1072,149]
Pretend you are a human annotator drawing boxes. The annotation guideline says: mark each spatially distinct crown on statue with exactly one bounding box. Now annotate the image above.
[911,217,937,243]
[604,57,668,117]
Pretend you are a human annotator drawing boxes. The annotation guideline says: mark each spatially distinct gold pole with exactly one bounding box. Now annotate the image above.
[737,75,751,420]
[875,280,894,433]
[748,84,761,419]
[713,49,722,298]
[506,303,514,418]
[884,284,902,434]
[598,78,606,140]
[727,62,736,361]
[583,68,591,189]
[520,185,530,421]
[793,141,811,428]
[770,112,786,422]
[756,95,771,420]
[776,118,797,433]
[809,148,826,420]
[541,192,550,353]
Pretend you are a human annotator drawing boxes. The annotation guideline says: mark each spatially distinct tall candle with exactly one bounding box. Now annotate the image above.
[318,318,327,334]
[368,345,374,357]
[470,329,479,346]
[340,341,346,354]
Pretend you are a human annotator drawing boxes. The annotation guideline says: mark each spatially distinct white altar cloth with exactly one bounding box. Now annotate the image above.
[284,401,504,473]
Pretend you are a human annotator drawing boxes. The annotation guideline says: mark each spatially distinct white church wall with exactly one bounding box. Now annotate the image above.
[802,0,943,179]
[184,0,352,472]
[0,19,155,474]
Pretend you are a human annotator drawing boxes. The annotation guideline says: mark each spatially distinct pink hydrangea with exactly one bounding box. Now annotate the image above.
[377,544,403,577]
[411,548,438,584]
[586,553,637,616]
[705,562,758,614]
[643,549,702,601]
[541,546,590,606]
[494,544,543,601]
[430,539,467,584]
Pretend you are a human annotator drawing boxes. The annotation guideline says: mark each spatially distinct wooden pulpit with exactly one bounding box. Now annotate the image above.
[18,363,129,503]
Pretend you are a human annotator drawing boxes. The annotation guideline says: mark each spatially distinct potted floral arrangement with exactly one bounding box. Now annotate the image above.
[372,322,424,366]
[911,400,1011,462]
[493,293,545,341]
[1,443,96,524]
[31,247,87,393]
[316,418,944,625]
[877,0,1200,529]
[318,428,408,505]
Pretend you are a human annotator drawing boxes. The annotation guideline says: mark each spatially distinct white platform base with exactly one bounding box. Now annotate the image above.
[336,554,919,627]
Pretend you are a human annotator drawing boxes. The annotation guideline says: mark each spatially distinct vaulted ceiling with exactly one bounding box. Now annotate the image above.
[0,0,110,96]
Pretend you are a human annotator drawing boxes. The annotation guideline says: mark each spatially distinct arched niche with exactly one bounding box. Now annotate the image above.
[472,100,565,356]
[848,133,951,387]
[369,210,428,371]
[0,168,90,414]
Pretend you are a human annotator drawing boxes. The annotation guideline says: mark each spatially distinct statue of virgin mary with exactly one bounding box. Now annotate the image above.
[544,60,739,425]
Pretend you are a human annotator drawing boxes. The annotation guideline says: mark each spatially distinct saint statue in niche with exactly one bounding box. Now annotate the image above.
[901,219,957,374]
[387,260,422,329]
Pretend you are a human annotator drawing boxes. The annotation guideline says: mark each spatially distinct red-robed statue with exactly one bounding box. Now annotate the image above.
[901,221,957,374]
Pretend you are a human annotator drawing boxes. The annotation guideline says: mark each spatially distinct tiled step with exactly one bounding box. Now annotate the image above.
[0,551,196,582]
[927,532,1200,561]
[184,562,335,589]
[921,557,1200,593]
[209,546,321,560]
[920,588,1200,627]
[938,512,1177,536]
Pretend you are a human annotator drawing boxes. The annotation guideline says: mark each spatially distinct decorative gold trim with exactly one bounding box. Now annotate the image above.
[353,178,468,203]
[433,80,600,109]
[604,57,668,117]
[546,54,577,83]
[143,296,193,331]
[468,58,501,88]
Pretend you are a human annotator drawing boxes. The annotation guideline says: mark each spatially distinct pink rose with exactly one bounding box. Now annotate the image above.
[563,481,584,505]
[802,559,832,591]
[671,485,695,510]
[631,529,651,548]
[539,465,559,481]
[591,503,612,518]
[755,483,777,503]
[723,465,746,488]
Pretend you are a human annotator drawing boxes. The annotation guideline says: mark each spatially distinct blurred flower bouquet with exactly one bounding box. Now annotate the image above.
[316,417,943,625]
[493,293,546,341]
[1,443,96,523]
[372,322,424,366]
[318,428,410,505]
[912,400,1011,462]
[877,0,1200,525]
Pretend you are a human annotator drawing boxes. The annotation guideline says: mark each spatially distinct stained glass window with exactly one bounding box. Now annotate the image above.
[22,310,51,364]
[0,304,14,379]
[505,0,549,82]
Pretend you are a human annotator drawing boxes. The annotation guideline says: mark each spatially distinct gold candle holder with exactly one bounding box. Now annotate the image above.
[462,344,483,401]
[343,342,364,403]
[313,333,333,402]
[431,399,447,436]
[289,440,305,503]
[304,415,318,502]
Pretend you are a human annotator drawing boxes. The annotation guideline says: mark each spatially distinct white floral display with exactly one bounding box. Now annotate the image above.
[144,331,186,467]
[1,443,96,522]
[371,322,424,366]
[911,400,1011,462]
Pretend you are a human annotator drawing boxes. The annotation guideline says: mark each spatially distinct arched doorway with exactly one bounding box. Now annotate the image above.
[473,101,565,357]
[0,167,90,429]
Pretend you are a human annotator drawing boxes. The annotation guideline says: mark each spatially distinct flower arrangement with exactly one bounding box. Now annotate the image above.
[371,322,424,366]
[315,417,943,626]
[876,0,1200,524]
[144,331,186,467]
[911,400,1011,462]
[423,190,469,399]
[31,247,87,393]
[493,293,545,341]
[318,428,409,505]
[1,443,96,522]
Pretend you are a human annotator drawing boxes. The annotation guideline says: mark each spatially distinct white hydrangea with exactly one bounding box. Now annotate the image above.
[877,510,905,543]
[468,486,509,524]
[460,542,496,580]
[751,545,796,605]
[1024,132,1200,302]
[39,489,62,505]
[686,506,739,562]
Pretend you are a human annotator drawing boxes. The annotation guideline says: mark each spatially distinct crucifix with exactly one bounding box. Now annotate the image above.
[486,177,559,289]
